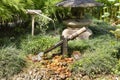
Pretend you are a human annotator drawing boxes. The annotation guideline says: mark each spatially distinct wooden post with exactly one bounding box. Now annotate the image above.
[62,37,68,57]
[32,15,35,36]
[60,36,68,56]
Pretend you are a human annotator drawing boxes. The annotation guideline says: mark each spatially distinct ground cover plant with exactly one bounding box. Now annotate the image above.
[0,0,120,79]
[20,35,59,55]
[0,46,25,78]
[68,20,120,78]
[0,19,120,79]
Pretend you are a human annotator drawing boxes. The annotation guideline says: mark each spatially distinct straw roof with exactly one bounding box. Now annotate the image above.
[56,0,103,7]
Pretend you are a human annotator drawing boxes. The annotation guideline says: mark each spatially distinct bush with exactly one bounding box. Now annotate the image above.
[0,37,14,47]
[112,60,120,75]
[89,19,115,37]
[72,53,117,76]
[68,40,90,53]
[69,34,120,77]
[20,35,59,54]
[0,46,25,78]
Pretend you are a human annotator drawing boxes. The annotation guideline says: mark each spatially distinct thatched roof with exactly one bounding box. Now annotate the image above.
[56,0,103,7]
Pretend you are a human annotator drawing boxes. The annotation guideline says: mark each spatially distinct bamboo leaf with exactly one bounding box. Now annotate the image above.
[114,3,120,6]
[117,15,120,18]
[108,0,116,2]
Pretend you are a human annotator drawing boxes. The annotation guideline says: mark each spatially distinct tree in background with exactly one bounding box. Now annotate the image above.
[96,0,120,22]
[1,0,120,33]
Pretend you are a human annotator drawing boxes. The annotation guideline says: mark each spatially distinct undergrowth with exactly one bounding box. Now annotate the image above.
[20,35,59,54]
[0,46,25,78]
[0,19,120,78]
[69,20,120,77]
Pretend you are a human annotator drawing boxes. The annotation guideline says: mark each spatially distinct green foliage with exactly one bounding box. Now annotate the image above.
[0,37,13,47]
[112,60,120,75]
[0,0,34,22]
[68,23,120,77]
[0,0,24,20]
[35,14,52,34]
[0,0,120,24]
[68,40,90,53]
[0,46,25,78]
[69,35,120,76]
[68,22,120,76]
[96,0,120,21]
[89,19,115,36]
[72,53,117,76]
[32,0,62,19]
[20,35,59,54]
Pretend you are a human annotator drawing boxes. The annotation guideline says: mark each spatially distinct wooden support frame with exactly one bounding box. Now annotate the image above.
[26,10,41,36]
[62,37,68,56]
[43,27,87,54]
[60,36,68,56]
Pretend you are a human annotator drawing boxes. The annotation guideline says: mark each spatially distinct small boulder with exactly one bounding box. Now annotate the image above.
[62,27,92,40]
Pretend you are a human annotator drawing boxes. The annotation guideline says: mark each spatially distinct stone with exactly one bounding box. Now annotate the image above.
[63,19,92,28]
[62,27,92,40]
[72,51,82,60]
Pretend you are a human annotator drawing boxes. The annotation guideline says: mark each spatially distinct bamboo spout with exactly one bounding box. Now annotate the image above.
[43,27,87,54]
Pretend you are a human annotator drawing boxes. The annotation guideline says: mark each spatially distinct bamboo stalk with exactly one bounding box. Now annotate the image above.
[32,15,35,36]
[43,27,87,54]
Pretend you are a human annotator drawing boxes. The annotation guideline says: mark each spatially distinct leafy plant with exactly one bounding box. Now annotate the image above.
[0,46,25,78]
[68,40,90,53]
[68,23,120,77]
[0,0,27,21]
[112,60,120,75]
[35,13,53,34]
[72,53,117,76]
[20,35,59,54]
[97,0,120,22]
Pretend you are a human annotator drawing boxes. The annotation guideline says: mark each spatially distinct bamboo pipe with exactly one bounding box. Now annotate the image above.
[43,27,87,54]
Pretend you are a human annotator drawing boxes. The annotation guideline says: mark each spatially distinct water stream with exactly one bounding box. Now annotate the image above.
[34,12,57,34]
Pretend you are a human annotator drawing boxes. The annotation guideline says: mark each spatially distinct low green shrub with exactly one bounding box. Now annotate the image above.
[69,34,120,77]
[0,46,25,78]
[89,19,115,37]
[20,35,59,54]
[112,60,120,75]
[72,53,117,76]
[68,40,90,53]
[0,37,14,47]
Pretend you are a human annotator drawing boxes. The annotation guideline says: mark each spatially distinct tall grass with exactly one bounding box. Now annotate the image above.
[20,35,59,54]
[0,46,25,78]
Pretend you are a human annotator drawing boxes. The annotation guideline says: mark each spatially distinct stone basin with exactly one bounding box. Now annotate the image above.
[63,19,92,28]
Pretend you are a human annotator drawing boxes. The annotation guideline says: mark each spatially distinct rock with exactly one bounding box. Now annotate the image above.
[59,74,66,79]
[29,71,33,75]
[82,75,90,80]
[62,27,92,40]
[72,51,82,60]
[63,19,92,28]
[1,78,7,80]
